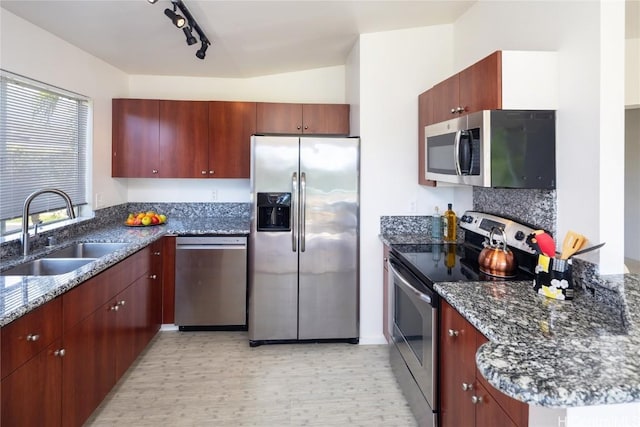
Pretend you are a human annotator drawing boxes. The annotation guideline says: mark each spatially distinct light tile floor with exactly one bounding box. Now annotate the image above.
[86,331,417,426]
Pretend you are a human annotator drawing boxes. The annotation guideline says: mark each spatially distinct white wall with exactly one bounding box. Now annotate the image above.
[354,25,464,344]
[627,38,640,107]
[123,66,347,203]
[0,9,129,211]
[453,0,626,274]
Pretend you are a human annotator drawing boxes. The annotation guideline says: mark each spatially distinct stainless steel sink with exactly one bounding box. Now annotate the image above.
[46,242,128,259]
[0,258,94,276]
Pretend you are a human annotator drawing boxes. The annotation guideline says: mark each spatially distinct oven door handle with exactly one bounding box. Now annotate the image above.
[389,262,432,305]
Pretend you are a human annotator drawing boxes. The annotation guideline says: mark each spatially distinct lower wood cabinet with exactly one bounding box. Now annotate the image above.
[440,300,528,427]
[1,240,165,427]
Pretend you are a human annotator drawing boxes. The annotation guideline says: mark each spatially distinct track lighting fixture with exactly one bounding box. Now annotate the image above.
[183,26,197,46]
[164,7,186,29]
[151,0,212,60]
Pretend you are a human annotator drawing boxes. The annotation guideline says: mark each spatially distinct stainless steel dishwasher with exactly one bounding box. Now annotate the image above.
[175,236,248,330]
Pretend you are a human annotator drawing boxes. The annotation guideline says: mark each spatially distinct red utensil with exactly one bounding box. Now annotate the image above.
[533,230,556,257]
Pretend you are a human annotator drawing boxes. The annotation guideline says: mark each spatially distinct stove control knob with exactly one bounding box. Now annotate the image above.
[515,231,526,241]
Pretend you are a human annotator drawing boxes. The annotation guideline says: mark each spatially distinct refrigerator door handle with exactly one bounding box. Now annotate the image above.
[291,172,298,252]
[300,172,306,252]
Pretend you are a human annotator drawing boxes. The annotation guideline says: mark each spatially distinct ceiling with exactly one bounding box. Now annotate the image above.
[0,0,475,78]
[2,0,637,79]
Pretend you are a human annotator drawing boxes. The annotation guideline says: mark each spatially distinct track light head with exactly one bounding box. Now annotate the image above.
[182,27,197,45]
[164,8,186,28]
[195,41,208,60]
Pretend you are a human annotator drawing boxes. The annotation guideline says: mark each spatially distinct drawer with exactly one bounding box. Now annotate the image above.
[1,297,62,378]
[63,246,151,330]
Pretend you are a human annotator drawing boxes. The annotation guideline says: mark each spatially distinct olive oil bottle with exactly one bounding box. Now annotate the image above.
[443,203,457,242]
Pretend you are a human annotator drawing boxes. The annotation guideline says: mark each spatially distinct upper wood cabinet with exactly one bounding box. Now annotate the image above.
[440,300,528,427]
[417,90,436,186]
[209,101,256,178]
[112,99,160,178]
[425,50,557,126]
[429,51,501,124]
[159,100,209,178]
[256,102,350,135]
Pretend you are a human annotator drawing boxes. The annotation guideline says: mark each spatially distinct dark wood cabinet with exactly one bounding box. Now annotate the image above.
[161,236,176,324]
[256,102,350,135]
[2,243,163,427]
[418,90,436,187]
[1,340,63,427]
[209,101,256,178]
[440,300,528,427]
[159,100,209,178]
[112,99,160,177]
[429,51,502,123]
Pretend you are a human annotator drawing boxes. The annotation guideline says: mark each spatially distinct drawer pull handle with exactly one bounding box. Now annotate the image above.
[54,349,66,357]
[153,251,161,256]
[448,329,459,337]
[149,274,158,279]
[110,304,119,312]
[118,300,126,306]
[26,334,40,342]
[471,395,482,404]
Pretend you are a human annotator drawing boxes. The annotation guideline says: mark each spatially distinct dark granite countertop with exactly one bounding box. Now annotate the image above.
[380,232,640,408]
[0,216,250,327]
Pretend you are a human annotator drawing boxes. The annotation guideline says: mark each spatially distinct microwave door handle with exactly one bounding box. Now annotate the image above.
[454,130,462,175]
[389,263,432,305]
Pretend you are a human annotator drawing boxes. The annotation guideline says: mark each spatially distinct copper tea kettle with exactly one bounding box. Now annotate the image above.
[478,227,517,278]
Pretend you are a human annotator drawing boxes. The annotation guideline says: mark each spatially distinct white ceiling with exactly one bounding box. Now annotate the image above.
[0,0,475,78]
[2,0,637,79]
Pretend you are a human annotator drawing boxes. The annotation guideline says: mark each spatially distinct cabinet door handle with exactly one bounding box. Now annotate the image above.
[201,170,207,175]
[149,274,158,280]
[209,170,214,175]
[471,395,483,404]
[297,125,302,130]
[304,125,309,130]
[54,349,66,357]
[110,304,119,312]
[26,334,40,342]
[152,169,158,174]
[462,382,473,391]
[448,329,459,337]
[118,300,126,306]
[153,251,161,256]
[456,106,465,114]
[451,108,457,114]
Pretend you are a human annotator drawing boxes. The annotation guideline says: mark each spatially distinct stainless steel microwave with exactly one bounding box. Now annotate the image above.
[424,110,556,189]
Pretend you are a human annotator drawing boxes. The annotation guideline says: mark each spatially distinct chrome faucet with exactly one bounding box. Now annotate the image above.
[21,188,76,256]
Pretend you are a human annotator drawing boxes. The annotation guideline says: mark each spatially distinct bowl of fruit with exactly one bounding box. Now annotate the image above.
[125,211,167,227]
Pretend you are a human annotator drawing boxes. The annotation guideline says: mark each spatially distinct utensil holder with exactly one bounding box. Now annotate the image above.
[533,255,574,300]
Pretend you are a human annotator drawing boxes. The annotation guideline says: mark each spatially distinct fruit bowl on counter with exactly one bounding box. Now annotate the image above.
[125,211,167,227]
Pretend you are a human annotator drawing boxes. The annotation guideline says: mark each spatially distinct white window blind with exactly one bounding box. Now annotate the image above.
[0,70,88,222]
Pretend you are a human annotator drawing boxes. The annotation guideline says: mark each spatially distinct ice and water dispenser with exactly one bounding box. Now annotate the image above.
[257,192,291,231]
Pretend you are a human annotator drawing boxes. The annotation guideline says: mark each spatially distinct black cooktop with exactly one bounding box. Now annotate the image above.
[390,243,535,285]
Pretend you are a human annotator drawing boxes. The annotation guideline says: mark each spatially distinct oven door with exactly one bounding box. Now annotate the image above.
[389,255,437,426]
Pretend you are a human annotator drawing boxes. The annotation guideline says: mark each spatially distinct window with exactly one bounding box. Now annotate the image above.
[0,70,89,236]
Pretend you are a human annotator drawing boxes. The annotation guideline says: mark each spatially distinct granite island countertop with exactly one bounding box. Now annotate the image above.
[380,232,640,408]
[0,216,250,327]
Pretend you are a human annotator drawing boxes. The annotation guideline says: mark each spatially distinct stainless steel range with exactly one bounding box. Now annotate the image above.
[387,211,543,427]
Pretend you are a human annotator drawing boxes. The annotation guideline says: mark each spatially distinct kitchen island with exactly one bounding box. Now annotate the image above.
[382,231,640,425]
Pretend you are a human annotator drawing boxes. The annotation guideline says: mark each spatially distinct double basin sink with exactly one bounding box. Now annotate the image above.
[1,243,128,276]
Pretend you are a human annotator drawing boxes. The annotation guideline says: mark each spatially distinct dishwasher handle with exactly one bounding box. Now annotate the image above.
[176,244,246,250]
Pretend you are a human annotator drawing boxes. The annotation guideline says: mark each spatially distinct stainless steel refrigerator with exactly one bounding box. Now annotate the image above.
[248,135,359,345]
